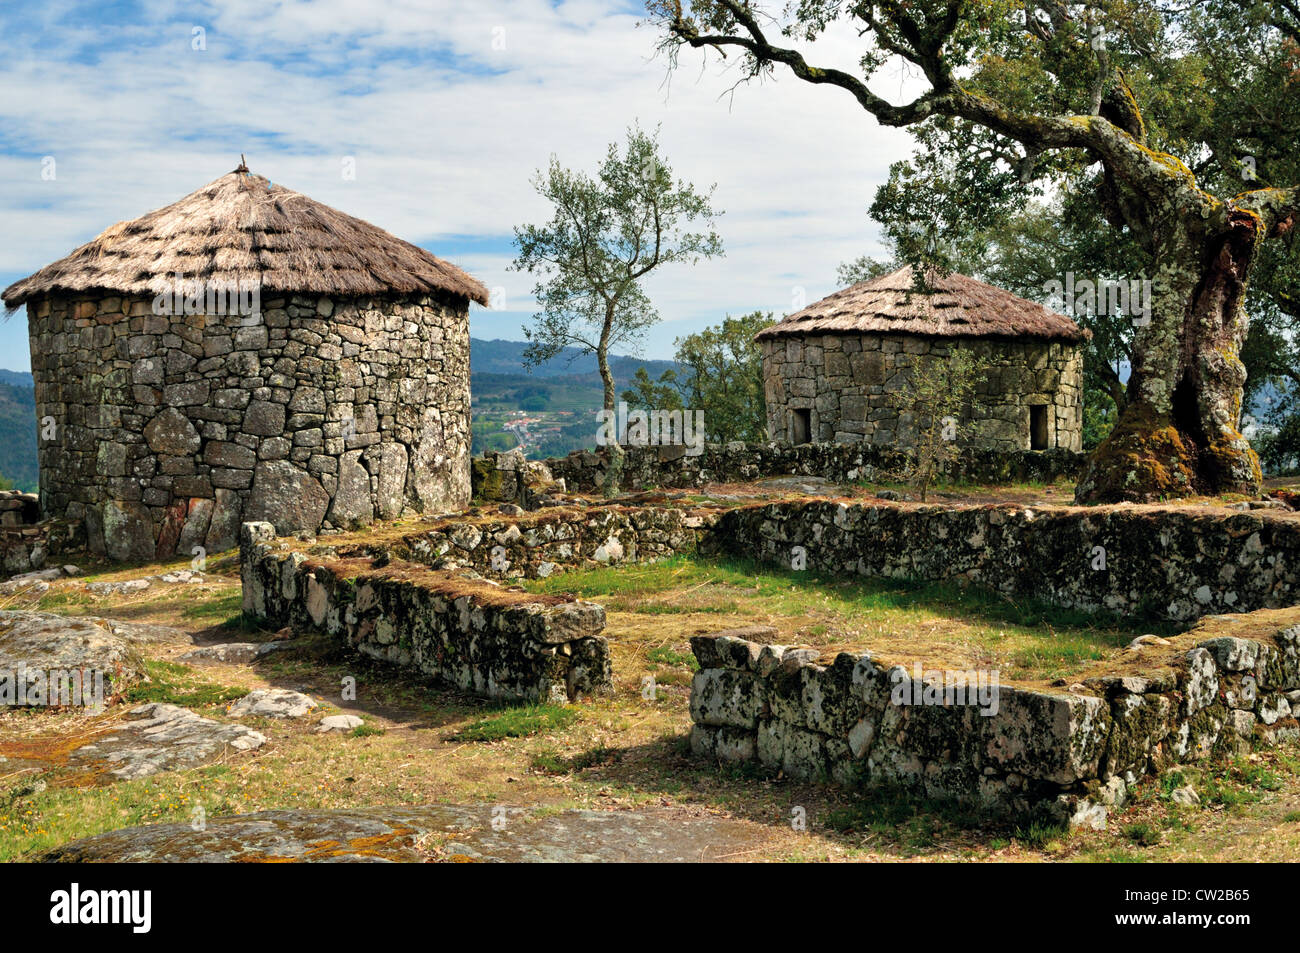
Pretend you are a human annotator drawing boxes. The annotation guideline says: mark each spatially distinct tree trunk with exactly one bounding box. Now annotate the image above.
[1075,210,1263,503]
[597,339,624,498]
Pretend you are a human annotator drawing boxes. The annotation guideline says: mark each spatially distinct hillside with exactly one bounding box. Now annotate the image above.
[0,377,37,491]
[470,338,678,380]
[469,339,681,457]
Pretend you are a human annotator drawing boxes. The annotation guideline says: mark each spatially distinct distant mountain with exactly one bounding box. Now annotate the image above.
[0,379,37,491]
[470,338,679,381]
[0,370,33,389]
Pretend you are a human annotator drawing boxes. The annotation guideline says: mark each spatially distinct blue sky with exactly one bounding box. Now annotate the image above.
[0,0,919,372]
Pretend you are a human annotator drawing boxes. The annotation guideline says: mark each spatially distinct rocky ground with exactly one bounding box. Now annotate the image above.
[2,500,1300,863]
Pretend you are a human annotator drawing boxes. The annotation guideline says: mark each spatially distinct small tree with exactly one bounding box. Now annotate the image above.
[512,124,722,495]
[622,366,684,413]
[902,347,988,502]
[673,311,769,443]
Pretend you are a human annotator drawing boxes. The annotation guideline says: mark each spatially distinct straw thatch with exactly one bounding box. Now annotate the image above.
[3,163,489,309]
[756,265,1088,343]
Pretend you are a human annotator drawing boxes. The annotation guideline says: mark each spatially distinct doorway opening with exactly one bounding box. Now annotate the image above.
[791,408,812,445]
[1030,405,1049,450]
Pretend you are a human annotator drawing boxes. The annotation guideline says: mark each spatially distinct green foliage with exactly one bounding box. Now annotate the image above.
[1121,822,1162,847]
[900,345,989,501]
[450,703,578,742]
[622,366,683,412]
[672,311,769,443]
[0,380,38,492]
[646,645,699,671]
[511,123,722,414]
[123,660,245,709]
[652,1,1300,493]
[619,311,770,445]
[836,255,897,286]
[1251,382,1300,475]
[512,124,721,494]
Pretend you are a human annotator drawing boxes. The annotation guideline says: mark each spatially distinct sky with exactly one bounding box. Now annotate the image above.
[0,0,922,372]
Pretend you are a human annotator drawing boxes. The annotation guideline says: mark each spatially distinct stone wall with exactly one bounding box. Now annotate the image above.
[0,489,85,576]
[545,442,1086,495]
[470,449,567,507]
[0,490,39,528]
[325,506,713,581]
[704,500,1300,623]
[688,618,1300,825]
[27,290,471,562]
[0,518,85,577]
[761,334,1084,452]
[240,522,611,703]
[314,495,1299,624]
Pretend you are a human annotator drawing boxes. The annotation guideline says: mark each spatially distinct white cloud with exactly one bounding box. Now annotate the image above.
[0,0,921,368]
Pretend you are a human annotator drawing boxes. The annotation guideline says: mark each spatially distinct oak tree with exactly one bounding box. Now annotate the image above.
[650,0,1300,502]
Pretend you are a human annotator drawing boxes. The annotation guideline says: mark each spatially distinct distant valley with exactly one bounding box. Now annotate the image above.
[0,370,36,491]
[468,339,680,457]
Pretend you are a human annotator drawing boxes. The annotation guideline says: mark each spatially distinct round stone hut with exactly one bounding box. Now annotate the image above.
[1,163,488,561]
[757,266,1088,452]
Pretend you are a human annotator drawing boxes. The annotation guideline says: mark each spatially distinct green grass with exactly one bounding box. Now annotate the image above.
[1200,758,1282,809]
[1083,848,1146,863]
[0,765,240,862]
[122,660,245,709]
[180,591,266,634]
[530,744,624,775]
[521,555,1177,680]
[1012,821,1072,849]
[646,645,699,670]
[181,590,244,621]
[524,555,1173,633]
[1121,821,1162,847]
[822,788,988,844]
[450,703,578,743]
[31,590,95,612]
[349,724,385,738]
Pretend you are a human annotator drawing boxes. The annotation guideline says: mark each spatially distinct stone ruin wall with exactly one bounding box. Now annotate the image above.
[761,333,1084,452]
[0,489,84,575]
[26,290,471,562]
[542,442,1087,496]
[271,498,1300,626]
[240,522,611,704]
[238,498,1300,818]
[335,506,712,581]
[705,500,1300,623]
[688,621,1300,826]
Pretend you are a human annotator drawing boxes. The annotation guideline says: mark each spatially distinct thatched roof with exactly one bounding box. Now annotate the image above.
[3,162,489,309]
[755,265,1088,343]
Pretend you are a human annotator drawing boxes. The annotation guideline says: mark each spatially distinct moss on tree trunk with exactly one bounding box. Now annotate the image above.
[1076,210,1263,502]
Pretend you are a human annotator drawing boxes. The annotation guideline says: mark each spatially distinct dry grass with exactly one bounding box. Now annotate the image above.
[525,555,1178,688]
[3,547,1300,863]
